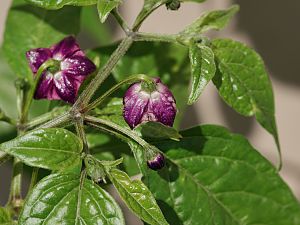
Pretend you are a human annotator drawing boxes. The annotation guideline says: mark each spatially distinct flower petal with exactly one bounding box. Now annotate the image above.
[51,36,83,60]
[123,84,150,128]
[34,72,59,100]
[53,72,76,103]
[26,48,52,74]
[61,55,96,76]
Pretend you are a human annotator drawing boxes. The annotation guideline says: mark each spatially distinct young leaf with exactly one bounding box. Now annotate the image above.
[134,121,182,141]
[108,168,169,225]
[211,39,281,165]
[2,0,81,80]
[25,0,97,9]
[0,128,82,170]
[19,173,125,224]
[188,43,216,104]
[179,5,239,40]
[97,0,123,23]
[140,125,300,225]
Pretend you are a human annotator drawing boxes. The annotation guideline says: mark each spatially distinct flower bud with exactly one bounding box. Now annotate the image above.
[147,153,165,171]
[123,78,176,129]
[166,0,181,10]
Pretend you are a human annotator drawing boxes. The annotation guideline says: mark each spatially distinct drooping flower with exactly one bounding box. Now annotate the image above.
[147,153,165,171]
[123,77,177,129]
[26,36,96,103]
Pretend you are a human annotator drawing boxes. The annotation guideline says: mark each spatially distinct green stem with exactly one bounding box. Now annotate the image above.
[73,37,133,110]
[28,168,39,193]
[135,32,179,43]
[84,74,153,112]
[38,112,71,129]
[21,59,57,123]
[112,9,130,34]
[25,106,70,130]
[6,157,23,212]
[85,116,149,148]
[74,117,89,154]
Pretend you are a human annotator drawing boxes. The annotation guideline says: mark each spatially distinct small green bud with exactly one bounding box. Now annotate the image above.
[166,0,181,11]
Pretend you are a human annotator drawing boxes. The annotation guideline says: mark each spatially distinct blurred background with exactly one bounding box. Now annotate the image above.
[0,0,299,224]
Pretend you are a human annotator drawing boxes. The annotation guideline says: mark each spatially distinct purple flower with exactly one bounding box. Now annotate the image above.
[26,36,96,103]
[123,78,177,129]
[147,153,165,170]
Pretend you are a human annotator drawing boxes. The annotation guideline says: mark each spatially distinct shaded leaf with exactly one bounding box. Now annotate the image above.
[2,0,81,80]
[97,0,123,23]
[0,128,82,170]
[19,173,125,224]
[109,168,169,225]
[188,43,216,104]
[135,121,182,141]
[25,0,97,9]
[212,39,280,164]
[0,207,12,225]
[137,125,300,225]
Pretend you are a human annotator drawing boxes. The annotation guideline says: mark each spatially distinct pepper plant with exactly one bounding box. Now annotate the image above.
[0,0,300,224]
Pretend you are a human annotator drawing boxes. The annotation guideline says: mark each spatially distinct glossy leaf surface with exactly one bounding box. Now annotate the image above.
[212,39,280,159]
[2,0,81,80]
[109,168,169,225]
[25,0,97,9]
[188,43,216,104]
[179,5,239,39]
[0,128,82,170]
[135,125,300,225]
[19,173,125,224]
[97,0,122,23]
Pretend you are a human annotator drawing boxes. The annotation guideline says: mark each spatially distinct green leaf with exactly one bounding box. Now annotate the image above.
[135,121,182,141]
[211,39,281,165]
[0,128,82,170]
[179,5,239,41]
[188,43,216,104]
[25,0,97,9]
[181,0,206,2]
[2,0,81,80]
[0,207,12,225]
[97,0,123,23]
[19,173,125,224]
[87,42,190,128]
[109,168,169,225]
[139,125,300,225]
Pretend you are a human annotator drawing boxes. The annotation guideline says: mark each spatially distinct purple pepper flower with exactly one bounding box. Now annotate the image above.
[123,78,177,129]
[147,153,165,171]
[26,36,96,103]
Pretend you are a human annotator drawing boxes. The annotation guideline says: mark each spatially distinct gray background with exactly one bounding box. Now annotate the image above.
[0,0,300,223]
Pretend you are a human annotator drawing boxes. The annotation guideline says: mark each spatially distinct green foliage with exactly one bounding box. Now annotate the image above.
[188,43,216,104]
[135,121,182,141]
[0,128,82,170]
[25,0,97,9]
[178,5,239,43]
[19,173,125,224]
[135,125,300,225]
[0,207,12,225]
[2,0,81,80]
[87,42,190,128]
[97,0,123,23]
[109,168,169,225]
[212,39,280,161]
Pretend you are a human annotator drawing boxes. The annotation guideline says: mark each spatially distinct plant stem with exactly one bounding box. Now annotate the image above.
[135,32,179,43]
[28,168,39,193]
[73,36,133,110]
[74,117,89,154]
[84,116,149,148]
[112,9,130,34]
[83,74,153,112]
[38,112,71,129]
